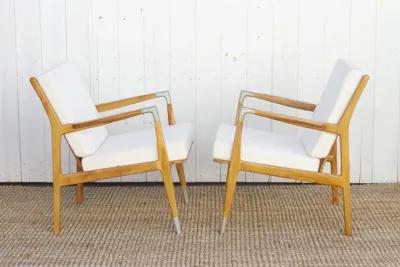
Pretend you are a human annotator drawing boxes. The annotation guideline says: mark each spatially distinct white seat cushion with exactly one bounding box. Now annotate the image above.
[213,124,320,172]
[37,62,108,157]
[82,123,193,171]
[300,59,363,158]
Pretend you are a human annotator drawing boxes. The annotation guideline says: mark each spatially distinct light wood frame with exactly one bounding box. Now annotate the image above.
[30,77,189,235]
[217,75,369,236]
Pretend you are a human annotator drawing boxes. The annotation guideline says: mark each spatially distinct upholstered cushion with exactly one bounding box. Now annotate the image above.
[300,59,363,158]
[213,124,319,172]
[37,62,108,157]
[82,123,193,171]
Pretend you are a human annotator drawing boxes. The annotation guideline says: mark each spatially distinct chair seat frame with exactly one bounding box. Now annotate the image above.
[216,75,369,236]
[30,77,189,235]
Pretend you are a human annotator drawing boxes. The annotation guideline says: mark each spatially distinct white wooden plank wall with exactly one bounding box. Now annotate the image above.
[0,0,399,183]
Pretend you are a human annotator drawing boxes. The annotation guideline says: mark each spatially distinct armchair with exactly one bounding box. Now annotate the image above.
[214,59,369,236]
[30,62,193,235]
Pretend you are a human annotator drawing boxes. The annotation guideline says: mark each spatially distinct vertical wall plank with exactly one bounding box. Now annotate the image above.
[65,0,93,174]
[92,0,121,182]
[196,0,222,182]
[40,0,69,181]
[350,0,376,183]
[324,0,354,181]
[0,0,21,182]
[297,0,325,107]
[170,0,197,182]
[144,0,171,182]
[295,0,326,183]
[373,0,400,182]
[15,0,46,182]
[116,0,147,182]
[220,0,247,182]
[270,0,299,182]
[245,0,274,183]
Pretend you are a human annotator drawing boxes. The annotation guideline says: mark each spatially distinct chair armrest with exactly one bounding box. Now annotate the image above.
[238,90,316,111]
[237,107,339,134]
[95,90,171,112]
[61,106,160,134]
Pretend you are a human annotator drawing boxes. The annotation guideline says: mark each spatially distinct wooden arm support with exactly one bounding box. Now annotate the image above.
[61,106,160,134]
[238,90,316,111]
[95,90,172,112]
[235,90,316,124]
[237,107,340,134]
[95,90,176,125]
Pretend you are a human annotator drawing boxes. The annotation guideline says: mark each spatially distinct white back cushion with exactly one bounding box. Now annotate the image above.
[300,59,363,158]
[37,62,108,157]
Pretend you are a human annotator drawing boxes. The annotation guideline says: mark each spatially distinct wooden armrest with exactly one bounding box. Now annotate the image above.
[61,106,160,134]
[239,90,316,111]
[95,90,171,112]
[238,107,339,134]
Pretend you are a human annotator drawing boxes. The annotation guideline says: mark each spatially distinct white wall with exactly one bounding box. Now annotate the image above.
[0,0,399,183]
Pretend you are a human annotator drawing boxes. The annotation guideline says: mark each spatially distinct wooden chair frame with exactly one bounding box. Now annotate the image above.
[30,77,189,235]
[217,75,369,236]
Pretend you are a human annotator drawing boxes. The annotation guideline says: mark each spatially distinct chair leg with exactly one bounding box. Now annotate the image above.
[221,163,239,234]
[342,183,352,236]
[331,186,339,205]
[176,163,189,204]
[75,158,84,204]
[330,158,339,205]
[76,183,84,204]
[53,181,61,235]
[160,164,181,234]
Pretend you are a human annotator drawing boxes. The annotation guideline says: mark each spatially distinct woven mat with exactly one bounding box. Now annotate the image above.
[0,184,400,266]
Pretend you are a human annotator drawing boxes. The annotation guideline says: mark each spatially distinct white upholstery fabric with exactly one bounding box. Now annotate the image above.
[37,62,108,157]
[300,59,363,158]
[82,123,193,171]
[213,124,319,172]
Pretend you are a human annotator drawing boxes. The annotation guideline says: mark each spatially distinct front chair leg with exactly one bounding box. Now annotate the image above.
[342,182,352,236]
[176,163,189,204]
[160,163,181,234]
[76,157,84,204]
[221,162,239,234]
[76,184,84,204]
[53,180,62,235]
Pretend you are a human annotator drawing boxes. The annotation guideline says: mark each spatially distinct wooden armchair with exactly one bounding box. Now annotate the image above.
[30,62,193,234]
[213,59,369,235]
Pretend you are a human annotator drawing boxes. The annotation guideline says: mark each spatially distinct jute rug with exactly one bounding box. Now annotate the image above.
[0,184,400,266]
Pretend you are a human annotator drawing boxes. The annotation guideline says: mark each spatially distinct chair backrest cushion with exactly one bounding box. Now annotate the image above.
[300,59,363,158]
[37,62,108,157]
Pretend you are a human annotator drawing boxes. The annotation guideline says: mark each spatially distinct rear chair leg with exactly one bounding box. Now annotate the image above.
[53,179,61,235]
[76,157,84,204]
[330,141,339,205]
[176,163,189,204]
[76,184,84,204]
[160,162,181,234]
[221,162,239,234]
[331,186,339,205]
[342,182,352,236]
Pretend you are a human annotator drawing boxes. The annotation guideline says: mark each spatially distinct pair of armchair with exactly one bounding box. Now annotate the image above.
[30,59,368,236]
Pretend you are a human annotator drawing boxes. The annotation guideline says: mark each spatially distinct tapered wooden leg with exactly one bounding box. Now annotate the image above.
[331,186,339,204]
[75,157,84,204]
[221,163,239,234]
[342,183,352,236]
[53,180,61,235]
[176,163,189,204]
[331,157,339,205]
[76,184,84,204]
[330,141,339,205]
[160,163,181,234]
